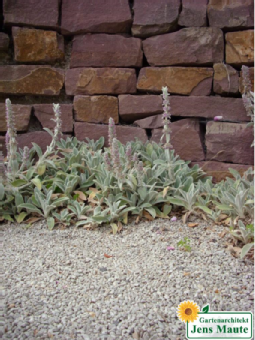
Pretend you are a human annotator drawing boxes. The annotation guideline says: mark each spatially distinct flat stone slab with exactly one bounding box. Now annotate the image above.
[75,122,147,146]
[61,0,132,35]
[65,68,137,96]
[213,63,239,95]
[33,104,73,133]
[17,131,52,153]
[143,28,224,66]
[170,96,249,122]
[137,67,213,95]
[131,0,180,38]
[0,66,64,95]
[151,118,205,161]
[119,95,249,122]
[178,0,207,27]
[13,27,64,63]
[226,30,254,66]
[70,34,143,68]
[119,95,162,123]
[0,104,32,132]
[134,114,163,129]
[3,0,59,28]
[206,122,254,165]
[208,0,254,29]
[74,96,119,124]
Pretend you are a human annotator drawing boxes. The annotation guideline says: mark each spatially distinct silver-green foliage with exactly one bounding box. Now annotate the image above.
[1,96,254,258]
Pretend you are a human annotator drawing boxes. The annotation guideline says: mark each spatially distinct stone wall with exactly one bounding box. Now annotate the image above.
[0,0,254,181]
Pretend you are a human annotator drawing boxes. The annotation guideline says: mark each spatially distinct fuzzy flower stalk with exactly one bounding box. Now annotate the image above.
[5,99,18,180]
[111,138,123,181]
[103,152,112,171]
[35,103,63,172]
[161,86,173,158]
[108,117,116,153]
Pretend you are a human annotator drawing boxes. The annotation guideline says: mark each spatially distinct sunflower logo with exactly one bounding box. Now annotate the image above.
[177,300,200,323]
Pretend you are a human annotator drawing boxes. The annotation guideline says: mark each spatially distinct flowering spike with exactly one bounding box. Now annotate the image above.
[5,99,18,179]
[108,117,116,151]
[103,152,112,171]
[161,86,173,151]
[53,103,63,140]
[125,143,132,166]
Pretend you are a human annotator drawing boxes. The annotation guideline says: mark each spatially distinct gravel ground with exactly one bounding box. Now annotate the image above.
[1,219,254,340]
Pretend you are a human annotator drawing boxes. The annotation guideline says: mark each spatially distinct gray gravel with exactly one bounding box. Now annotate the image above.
[2,219,254,340]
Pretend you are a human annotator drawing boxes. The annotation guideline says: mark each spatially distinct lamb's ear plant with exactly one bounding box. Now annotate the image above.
[1,96,254,259]
[230,221,254,259]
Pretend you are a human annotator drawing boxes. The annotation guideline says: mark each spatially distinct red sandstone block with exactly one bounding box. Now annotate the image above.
[3,0,59,28]
[131,0,180,38]
[33,104,73,133]
[143,28,224,66]
[151,119,205,162]
[65,68,137,96]
[0,66,64,96]
[208,0,254,29]
[206,122,254,165]
[61,0,132,35]
[0,104,32,132]
[70,34,143,68]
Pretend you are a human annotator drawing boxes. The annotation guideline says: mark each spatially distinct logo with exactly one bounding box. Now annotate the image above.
[177,301,253,339]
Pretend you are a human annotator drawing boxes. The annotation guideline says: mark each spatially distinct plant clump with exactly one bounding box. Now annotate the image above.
[0,88,254,258]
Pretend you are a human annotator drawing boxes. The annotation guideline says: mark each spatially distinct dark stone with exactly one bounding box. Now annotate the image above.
[61,0,132,35]
[70,34,143,68]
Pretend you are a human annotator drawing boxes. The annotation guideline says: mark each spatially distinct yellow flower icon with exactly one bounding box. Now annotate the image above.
[177,301,200,323]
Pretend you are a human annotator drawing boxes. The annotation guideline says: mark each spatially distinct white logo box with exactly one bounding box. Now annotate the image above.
[186,312,253,340]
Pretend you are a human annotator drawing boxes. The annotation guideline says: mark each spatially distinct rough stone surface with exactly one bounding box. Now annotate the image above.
[208,0,254,29]
[137,67,213,95]
[61,0,132,35]
[143,27,224,66]
[151,119,205,161]
[119,95,162,123]
[178,0,207,27]
[17,131,52,153]
[240,67,254,93]
[134,114,164,129]
[206,122,254,164]
[131,0,181,38]
[0,104,32,132]
[3,0,59,28]
[190,161,253,183]
[0,32,9,52]
[65,68,137,96]
[75,122,147,145]
[170,96,250,122]
[74,96,119,124]
[33,104,73,133]
[70,34,143,68]
[226,30,254,66]
[213,63,239,95]
[12,27,65,63]
[0,66,64,95]
[120,95,249,122]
